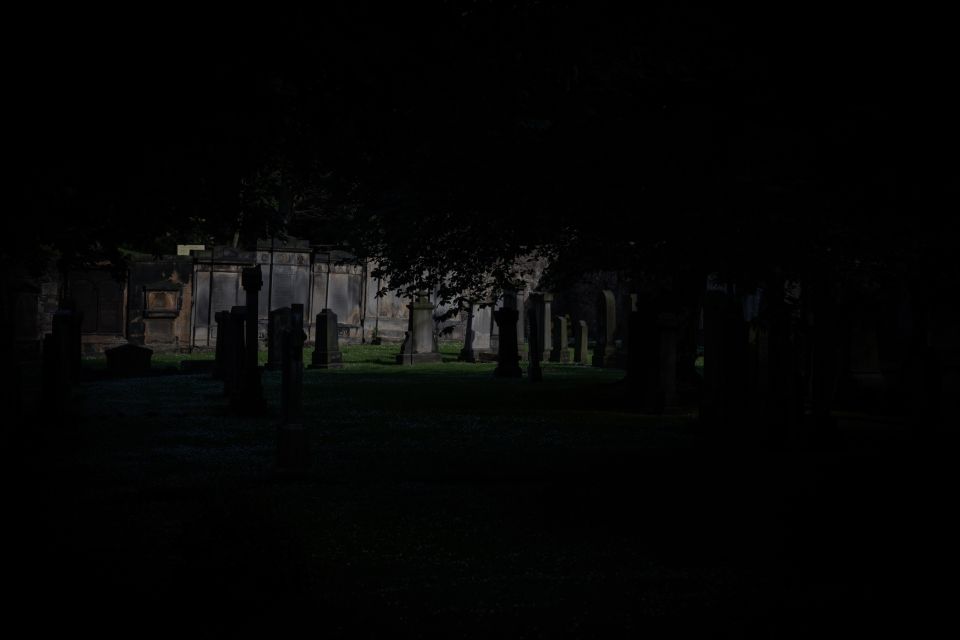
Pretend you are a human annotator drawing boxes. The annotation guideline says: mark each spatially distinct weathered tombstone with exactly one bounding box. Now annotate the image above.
[700,289,749,429]
[527,303,543,382]
[40,309,82,415]
[224,306,247,398]
[105,343,153,377]
[472,304,492,354]
[658,312,680,407]
[212,310,230,380]
[550,315,570,363]
[617,292,640,368]
[396,292,442,365]
[493,307,523,378]
[233,266,265,414]
[593,290,617,367]
[458,301,477,362]
[266,307,292,371]
[310,308,344,368]
[536,292,553,361]
[503,289,528,362]
[808,277,841,438]
[624,308,664,412]
[277,304,310,473]
[574,320,589,364]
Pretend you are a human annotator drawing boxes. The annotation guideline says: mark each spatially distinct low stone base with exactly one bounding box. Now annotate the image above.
[396,352,443,365]
[309,351,343,369]
[592,348,621,368]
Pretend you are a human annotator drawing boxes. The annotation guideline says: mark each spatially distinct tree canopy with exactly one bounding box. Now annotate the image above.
[11,2,958,299]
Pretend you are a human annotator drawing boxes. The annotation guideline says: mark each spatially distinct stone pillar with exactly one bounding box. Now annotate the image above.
[224,306,246,398]
[700,290,749,428]
[278,304,309,473]
[535,293,553,362]
[396,292,442,365]
[472,304,492,353]
[527,296,544,382]
[235,266,265,413]
[624,309,665,412]
[458,301,477,362]
[493,307,522,378]
[266,307,292,371]
[809,279,840,438]
[574,320,588,364]
[593,289,617,367]
[658,312,680,407]
[550,315,569,363]
[42,310,82,416]
[310,309,343,368]
[213,310,229,380]
[504,289,528,362]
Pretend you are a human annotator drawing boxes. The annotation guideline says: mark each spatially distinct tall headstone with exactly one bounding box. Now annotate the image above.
[550,315,570,363]
[537,292,553,361]
[212,310,229,380]
[527,299,544,382]
[234,265,265,414]
[396,292,442,365]
[42,309,81,415]
[278,304,310,473]
[472,304,493,353]
[700,289,749,428]
[658,311,680,407]
[493,307,523,378]
[574,320,589,364]
[593,290,617,367]
[617,292,640,368]
[310,309,344,368]
[224,306,247,398]
[266,307,293,371]
[503,289,528,362]
[458,302,477,362]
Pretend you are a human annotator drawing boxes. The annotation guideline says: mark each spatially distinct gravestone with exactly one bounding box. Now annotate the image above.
[233,266,266,414]
[41,309,82,416]
[493,307,523,378]
[212,310,230,379]
[503,289,528,362]
[224,306,247,398]
[658,312,680,407]
[396,292,442,365]
[527,304,543,382]
[266,307,292,371]
[550,315,570,363]
[105,343,153,377]
[310,309,343,368]
[593,290,618,367]
[458,302,477,362]
[278,304,310,473]
[472,305,492,353]
[700,289,749,428]
[528,293,553,363]
[574,320,589,363]
[617,292,640,368]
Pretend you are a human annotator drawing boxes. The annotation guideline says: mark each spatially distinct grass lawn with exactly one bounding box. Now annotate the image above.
[10,343,952,635]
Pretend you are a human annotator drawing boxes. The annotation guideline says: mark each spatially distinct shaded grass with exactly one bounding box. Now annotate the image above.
[12,344,951,635]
